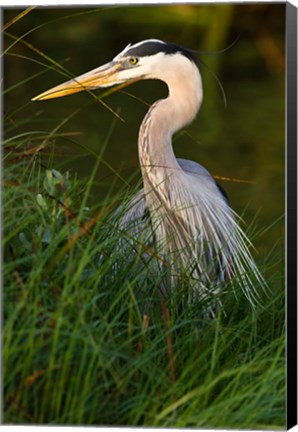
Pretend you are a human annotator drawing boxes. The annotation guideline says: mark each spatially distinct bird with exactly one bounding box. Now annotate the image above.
[33,39,266,308]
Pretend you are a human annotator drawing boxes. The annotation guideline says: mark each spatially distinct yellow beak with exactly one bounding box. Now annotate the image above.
[32,61,121,101]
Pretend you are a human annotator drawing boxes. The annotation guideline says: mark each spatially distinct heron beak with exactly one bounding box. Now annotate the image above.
[32,61,121,101]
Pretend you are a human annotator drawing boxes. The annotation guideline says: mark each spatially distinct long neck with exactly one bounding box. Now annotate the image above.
[138,60,203,180]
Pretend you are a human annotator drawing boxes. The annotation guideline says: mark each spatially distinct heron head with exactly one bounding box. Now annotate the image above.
[32,39,197,101]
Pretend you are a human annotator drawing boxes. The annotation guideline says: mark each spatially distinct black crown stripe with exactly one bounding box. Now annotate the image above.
[126,41,195,62]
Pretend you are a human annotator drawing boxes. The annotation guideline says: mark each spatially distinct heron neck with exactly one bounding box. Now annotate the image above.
[138,63,203,178]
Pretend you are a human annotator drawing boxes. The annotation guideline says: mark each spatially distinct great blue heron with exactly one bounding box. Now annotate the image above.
[33,39,265,307]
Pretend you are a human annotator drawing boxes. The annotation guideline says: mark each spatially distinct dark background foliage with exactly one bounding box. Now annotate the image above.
[4,4,285,256]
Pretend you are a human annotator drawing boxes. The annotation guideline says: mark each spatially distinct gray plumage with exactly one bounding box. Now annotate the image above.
[33,39,267,308]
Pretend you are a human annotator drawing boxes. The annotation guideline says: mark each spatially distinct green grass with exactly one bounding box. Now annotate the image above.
[3,134,285,427]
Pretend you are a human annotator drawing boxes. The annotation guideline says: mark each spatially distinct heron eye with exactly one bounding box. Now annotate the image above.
[129,57,139,65]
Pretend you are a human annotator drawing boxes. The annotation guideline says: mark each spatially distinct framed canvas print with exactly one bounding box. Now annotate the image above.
[2,2,297,429]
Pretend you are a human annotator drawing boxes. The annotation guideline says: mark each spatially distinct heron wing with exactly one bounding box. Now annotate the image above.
[116,188,154,246]
[119,158,225,235]
[177,158,229,204]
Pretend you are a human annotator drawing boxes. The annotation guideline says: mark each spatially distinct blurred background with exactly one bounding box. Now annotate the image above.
[4,4,285,258]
